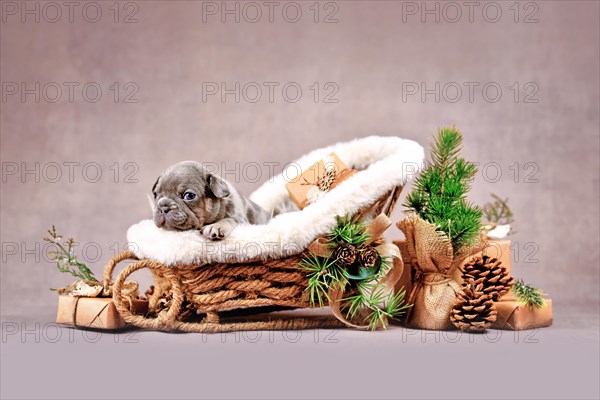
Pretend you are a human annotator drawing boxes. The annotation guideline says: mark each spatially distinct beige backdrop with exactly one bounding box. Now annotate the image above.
[1,1,598,319]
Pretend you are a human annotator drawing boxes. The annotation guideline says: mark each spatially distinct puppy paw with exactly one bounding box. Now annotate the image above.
[202,223,232,240]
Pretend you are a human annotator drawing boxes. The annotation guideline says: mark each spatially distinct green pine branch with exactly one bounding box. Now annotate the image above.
[483,193,514,228]
[44,226,96,285]
[302,215,411,330]
[405,127,483,252]
[301,253,347,307]
[329,215,369,246]
[343,282,410,330]
[512,279,545,309]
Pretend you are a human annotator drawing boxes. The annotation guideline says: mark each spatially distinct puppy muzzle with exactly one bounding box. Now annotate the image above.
[154,198,190,230]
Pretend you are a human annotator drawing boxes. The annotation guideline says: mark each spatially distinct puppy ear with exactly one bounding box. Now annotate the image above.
[151,176,160,194]
[207,175,230,198]
[149,176,160,212]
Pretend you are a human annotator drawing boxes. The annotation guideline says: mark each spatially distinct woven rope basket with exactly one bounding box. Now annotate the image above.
[103,186,403,333]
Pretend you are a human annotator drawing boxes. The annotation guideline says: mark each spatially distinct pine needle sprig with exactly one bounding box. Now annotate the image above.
[431,127,462,171]
[329,215,369,246]
[301,254,346,307]
[483,194,514,228]
[512,279,546,309]
[43,226,96,283]
[343,282,410,330]
[302,215,411,330]
[405,127,483,252]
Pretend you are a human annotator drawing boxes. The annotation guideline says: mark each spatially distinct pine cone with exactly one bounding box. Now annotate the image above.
[451,279,497,332]
[333,244,357,267]
[461,255,514,300]
[358,247,380,269]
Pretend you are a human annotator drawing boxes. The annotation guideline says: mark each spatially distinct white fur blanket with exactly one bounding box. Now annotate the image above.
[127,136,424,265]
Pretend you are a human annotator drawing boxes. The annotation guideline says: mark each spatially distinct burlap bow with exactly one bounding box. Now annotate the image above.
[398,215,486,330]
[397,216,486,329]
[307,214,404,330]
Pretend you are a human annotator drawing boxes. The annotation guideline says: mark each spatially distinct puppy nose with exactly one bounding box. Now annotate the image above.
[160,205,172,214]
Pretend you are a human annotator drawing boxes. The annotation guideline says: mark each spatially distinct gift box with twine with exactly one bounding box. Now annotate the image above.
[285,152,357,209]
[56,279,148,330]
[492,295,553,330]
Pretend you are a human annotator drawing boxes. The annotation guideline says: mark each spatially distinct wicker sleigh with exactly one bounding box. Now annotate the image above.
[103,137,424,332]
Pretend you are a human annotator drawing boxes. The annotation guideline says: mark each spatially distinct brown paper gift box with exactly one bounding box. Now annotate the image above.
[285,152,357,209]
[492,296,553,330]
[56,295,148,330]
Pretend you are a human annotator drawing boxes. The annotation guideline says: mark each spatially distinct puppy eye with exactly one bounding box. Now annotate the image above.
[182,191,196,201]
[153,192,158,199]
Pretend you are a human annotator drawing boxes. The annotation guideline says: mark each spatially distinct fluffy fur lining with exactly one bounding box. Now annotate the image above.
[127,136,424,265]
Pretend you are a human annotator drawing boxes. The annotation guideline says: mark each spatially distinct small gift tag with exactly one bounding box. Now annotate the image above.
[285,152,357,209]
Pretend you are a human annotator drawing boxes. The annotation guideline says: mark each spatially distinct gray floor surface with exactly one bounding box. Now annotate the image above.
[1,303,598,400]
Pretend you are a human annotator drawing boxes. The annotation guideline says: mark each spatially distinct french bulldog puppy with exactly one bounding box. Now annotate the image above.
[151,161,270,240]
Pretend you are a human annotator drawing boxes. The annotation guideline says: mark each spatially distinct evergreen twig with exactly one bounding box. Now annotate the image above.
[483,193,514,230]
[512,279,546,309]
[302,215,411,330]
[329,215,369,247]
[43,226,96,284]
[404,127,482,252]
[301,254,346,307]
[343,282,410,330]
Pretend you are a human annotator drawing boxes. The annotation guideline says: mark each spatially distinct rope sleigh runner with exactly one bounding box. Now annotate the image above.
[104,137,425,332]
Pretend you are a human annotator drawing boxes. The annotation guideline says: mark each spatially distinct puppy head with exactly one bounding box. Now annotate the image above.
[151,161,230,231]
